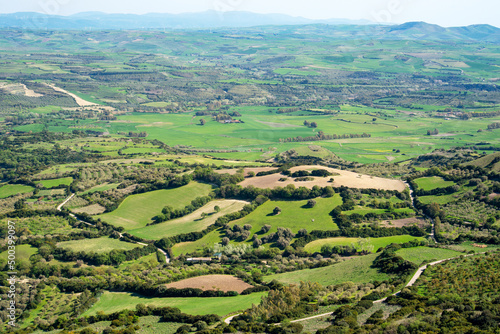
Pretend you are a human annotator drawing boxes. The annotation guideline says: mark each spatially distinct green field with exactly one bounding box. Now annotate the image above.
[97,182,213,230]
[414,176,455,191]
[395,246,463,265]
[304,236,425,253]
[0,244,38,268]
[129,199,248,240]
[264,253,392,286]
[171,196,342,255]
[83,291,266,317]
[2,216,75,236]
[37,177,73,189]
[80,182,120,195]
[233,196,342,235]
[57,237,143,253]
[0,184,34,198]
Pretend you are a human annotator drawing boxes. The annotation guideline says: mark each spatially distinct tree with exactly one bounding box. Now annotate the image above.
[310,122,318,128]
[200,118,206,125]
[214,205,220,212]
[221,237,230,246]
[273,207,282,215]
[261,224,272,233]
[306,199,316,208]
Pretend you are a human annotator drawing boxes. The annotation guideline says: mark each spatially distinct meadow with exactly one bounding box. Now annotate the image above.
[303,235,426,253]
[96,182,213,230]
[82,291,267,317]
[57,237,143,253]
[264,253,392,286]
[395,246,463,265]
[129,199,248,240]
[0,184,33,198]
[37,177,73,189]
[413,176,455,191]
[171,196,342,255]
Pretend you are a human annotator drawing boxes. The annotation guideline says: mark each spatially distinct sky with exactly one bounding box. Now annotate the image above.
[1,0,499,27]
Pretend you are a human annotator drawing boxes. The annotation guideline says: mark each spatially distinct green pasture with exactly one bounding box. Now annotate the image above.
[57,237,143,253]
[0,184,33,198]
[97,182,213,230]
[414,177,455,191]
[129,199,248,240]
[37,177,73,189]
[395,246,463,265]
[83,291,267,317]
[304,236,425,253]
[264,253,392,286]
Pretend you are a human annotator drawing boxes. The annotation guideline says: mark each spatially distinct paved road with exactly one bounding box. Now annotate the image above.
[57,194,170,264]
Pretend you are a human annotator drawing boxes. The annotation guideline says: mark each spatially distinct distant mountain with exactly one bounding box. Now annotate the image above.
[0,12,499,42]
[0,11,372,30]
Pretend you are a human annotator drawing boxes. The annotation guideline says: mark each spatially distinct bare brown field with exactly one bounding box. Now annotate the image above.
[379,217,428,228]
[238,165,406,191]
[164,275,253,293]
[72,204,106,215]
[215,167,275,176]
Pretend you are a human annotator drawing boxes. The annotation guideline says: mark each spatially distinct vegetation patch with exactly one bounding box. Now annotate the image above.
[304,235,425,253]
[83,291,267,317]
[97,182,213,230]
[0,184,33,198]
[37,177,73,189]
[395,246,463,265]
[57,237,143,254]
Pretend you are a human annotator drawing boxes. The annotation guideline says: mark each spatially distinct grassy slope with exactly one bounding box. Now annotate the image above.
[0,184,33,198]
[171,195,342,256]
[97,182,213,230]
[57,237,143,253]
[82,291,266,317]
[37,177,73,188]
[414,176,455,191]
[264,253,391,286]
[129,199,248,240]
[304,236,425,253]
[395,246,463,265]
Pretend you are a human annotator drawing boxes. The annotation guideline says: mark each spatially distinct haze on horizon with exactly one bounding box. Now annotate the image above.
[1,0,499,28]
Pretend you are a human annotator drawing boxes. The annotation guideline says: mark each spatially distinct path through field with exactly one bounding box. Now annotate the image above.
[57,194,170,264]
[44,83,98,106]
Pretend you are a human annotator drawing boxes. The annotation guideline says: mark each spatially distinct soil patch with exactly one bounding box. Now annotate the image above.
[164,275,253,293]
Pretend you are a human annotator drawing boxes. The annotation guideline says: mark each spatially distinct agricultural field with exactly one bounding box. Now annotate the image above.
[264,253,392,286]
[164,275,253,293]
[129,199,248,240]
[36,177,73,189]
[83,291,267,317]
[239,165,406,191]
[171,195,342,255]
[395,246,463,265]
[56,237,143,253]
[96,182,213,230]
[0,184,33,198]
[413,176,455,191]
[304,235,426,253]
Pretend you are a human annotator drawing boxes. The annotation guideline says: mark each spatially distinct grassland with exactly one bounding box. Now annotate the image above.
[37,177,73,189]
[129,199,248,240]
[56,237,143,253]
[0,184,33,198]
[414,176,455,190]
[395,246,463,265]
[264,253,392,286]
[96,182,213,230]
[304,236,426,253]
[80,182,120,195]
[0,244,38,268]
[2,216,75,235]
[82,291,267,317]
[171,196,342,255]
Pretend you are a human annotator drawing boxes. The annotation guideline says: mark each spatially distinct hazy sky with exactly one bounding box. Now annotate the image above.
[1,0,499,27]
